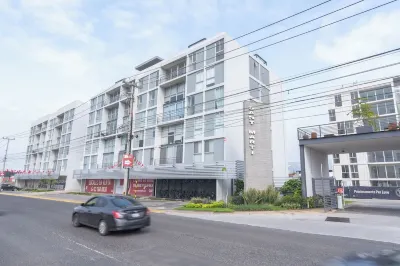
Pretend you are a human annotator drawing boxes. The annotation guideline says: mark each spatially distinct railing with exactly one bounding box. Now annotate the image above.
[158,108,185,123]
[298,115,400,140]
[108,94,120,104]
[160,68,186,83]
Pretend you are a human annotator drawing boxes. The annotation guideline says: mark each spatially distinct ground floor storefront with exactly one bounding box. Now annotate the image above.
[14,176,66,190]
[78,178,219,200]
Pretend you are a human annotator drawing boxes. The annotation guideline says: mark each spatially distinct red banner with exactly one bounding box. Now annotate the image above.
[128,179,154,197]
[85,179,114,194]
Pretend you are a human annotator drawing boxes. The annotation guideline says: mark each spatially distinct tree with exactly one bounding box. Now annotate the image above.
[280,179,302,196]
[351,98,378,131]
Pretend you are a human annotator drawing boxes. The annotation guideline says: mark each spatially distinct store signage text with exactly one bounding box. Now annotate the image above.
[85,179,114,194]
[129,179,154,197]
[248,106,255,155]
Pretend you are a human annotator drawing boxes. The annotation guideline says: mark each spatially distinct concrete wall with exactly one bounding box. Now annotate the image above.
[303,146,329,197]
[243,100,273,190]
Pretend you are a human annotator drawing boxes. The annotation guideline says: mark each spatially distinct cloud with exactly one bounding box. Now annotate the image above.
[315,10,400,65]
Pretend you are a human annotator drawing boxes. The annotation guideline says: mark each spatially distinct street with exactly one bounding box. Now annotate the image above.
[0,195,398,266]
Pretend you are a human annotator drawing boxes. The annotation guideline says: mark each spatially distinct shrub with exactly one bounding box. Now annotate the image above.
[229,195,244,205]
[202,201,225,208]
[242,188,259,204]
[281,203,301,209]
[307,195,324,208]
[234,179,244,196]
[229,204,283,211]
[279,194,306,208]
[190,197,211,204]
[280,179,302,196]
[184,203,203,208]
[258,186,279,205]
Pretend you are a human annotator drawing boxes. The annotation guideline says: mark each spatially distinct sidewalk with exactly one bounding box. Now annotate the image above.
[165,210,400,244]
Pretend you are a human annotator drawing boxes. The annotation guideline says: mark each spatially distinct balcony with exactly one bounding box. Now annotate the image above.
[157,108,184,126]
[160,61,186,88]
[54,119,63,127]
[297,115,400,140]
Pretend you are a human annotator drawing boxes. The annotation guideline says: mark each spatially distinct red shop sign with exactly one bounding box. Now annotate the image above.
[129,179,154,197]
[85,179,114,194]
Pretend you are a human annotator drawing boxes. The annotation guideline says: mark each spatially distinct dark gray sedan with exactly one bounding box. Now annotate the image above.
[72,195,150,236]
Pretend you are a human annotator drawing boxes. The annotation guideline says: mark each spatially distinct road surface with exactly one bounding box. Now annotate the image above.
[0,194,398,266]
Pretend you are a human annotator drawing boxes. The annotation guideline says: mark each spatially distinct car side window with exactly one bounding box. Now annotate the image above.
[85,197,98,207]
[95,198,107,207]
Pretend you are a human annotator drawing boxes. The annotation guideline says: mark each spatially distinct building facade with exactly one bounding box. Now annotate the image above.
[70,32,274,200]
[15,101,88,189]
[329,77,400,187]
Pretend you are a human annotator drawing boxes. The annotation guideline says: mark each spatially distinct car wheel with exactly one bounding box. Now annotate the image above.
[72,213,81,227]
[98,220,109,236]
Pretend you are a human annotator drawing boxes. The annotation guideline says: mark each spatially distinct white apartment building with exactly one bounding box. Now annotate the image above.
[15,101,88,190]
[329,77,400,187]
[70,32,278,199]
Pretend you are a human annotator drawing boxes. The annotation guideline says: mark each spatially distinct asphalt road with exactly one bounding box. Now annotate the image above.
[344,199,400,216]
[0,195,398,266]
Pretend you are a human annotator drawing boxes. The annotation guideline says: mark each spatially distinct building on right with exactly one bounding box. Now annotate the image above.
[330,76,400,187]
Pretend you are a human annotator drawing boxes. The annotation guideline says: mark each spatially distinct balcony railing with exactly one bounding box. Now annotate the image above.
[161,67,186,84]
[158,108,184,123]
[298,116,400,140]
[108,94,120,104]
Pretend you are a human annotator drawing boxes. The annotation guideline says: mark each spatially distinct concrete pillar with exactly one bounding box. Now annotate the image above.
[300,145,329,197]
[216,179,231,202]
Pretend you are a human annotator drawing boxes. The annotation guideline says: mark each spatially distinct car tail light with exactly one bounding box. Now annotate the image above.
[146,208,150,216]
[112,211,124,219]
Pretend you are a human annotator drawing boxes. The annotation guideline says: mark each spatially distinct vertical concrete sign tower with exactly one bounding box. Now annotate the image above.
[243,99,273,190]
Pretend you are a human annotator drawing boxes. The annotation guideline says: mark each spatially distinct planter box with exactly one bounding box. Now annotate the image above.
[356,125,374,134]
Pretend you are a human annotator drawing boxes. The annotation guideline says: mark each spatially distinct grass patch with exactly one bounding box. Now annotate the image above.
[174,207,234,213]
[344,200,355,205]
[22,189,54,192]
[229,204,285,211]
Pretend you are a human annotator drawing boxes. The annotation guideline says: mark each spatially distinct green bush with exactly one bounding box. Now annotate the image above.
[307,195,324,208]
[190,197,211,204]
[202,201,225,208]
[234,179,244,196]
[229,204,283,211]
[229,195,244,205]
[184,203,203,208]
[279,194,306,208]
[242,186,279,205]
[281,203,301,209]
[280,179,302,196]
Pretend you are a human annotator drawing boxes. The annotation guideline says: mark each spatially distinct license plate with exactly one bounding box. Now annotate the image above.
[131,213,140,218]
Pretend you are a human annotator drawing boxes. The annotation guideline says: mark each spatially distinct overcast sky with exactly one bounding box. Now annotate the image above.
[1,0,399,170]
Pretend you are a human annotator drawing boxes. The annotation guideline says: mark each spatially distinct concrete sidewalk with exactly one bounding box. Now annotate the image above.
[165,210,400,244]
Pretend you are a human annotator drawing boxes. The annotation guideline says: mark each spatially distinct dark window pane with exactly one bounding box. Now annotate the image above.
[111,197,141,208]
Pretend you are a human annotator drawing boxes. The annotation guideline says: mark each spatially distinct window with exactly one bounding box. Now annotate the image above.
[85,141,91,154]
[145,128,155,146]
[108,107,118,121]
[193,141,202,162]
[194,117,203,136]
[187,93,203,115]
[350,165,359,178]
[189,49,204,72]
[341,165,350,178]
[359,86,393,102]
[106,120,117,135]
[386,165,396,178]
[90,155,97,169]
[333,154,340,164]
[206,39,224,65]
[97,95,104,109]
[149,71,159,89]
[215,87,224,109]
[93,124,101,138]
[328,109,336,122]
[147,108,156,127]
[334,94,342,107]
[352,180,360,186]
[349,153,357,163]
[384,150,394,162]
[371,100,396,116]
[133,131,144,148]
[92,140,99,154]
[163,101,184,122]
[89,112,95,124]
[83,156,90,170]
[206,67,215,86]
[139,75,149,93]
[195,71,203,92]
[216,39,224,61]
[111,197,141,208]
[85,197,98,207]
[104,138,115,153]
[164,83,184,102]
[67,122,72,132]
[161,124,183,145]
[135,111,146,129]
[90,98,97,111]
[137,94,146,110]
[148,90,157,107]
[102,153,114,168]
[96,110,102,123]
[350,91,358,104]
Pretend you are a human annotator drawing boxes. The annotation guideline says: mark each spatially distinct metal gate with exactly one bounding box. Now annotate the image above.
[312,178,338,211]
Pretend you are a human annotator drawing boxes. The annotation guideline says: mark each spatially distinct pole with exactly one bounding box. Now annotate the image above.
[2,137,15,172]
[123,82,136,195]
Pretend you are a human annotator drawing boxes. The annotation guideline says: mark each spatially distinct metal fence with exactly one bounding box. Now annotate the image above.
[312,178,338,211]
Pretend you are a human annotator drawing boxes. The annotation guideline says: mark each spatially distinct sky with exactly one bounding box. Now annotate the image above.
[0,0,400,170]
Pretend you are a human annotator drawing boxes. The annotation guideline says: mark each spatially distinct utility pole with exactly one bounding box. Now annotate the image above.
[122,79,138,195]
[2,137,15,172]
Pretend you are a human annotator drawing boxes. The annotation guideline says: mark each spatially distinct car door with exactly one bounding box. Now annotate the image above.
[80,197,98,225]
[88,197,107,227]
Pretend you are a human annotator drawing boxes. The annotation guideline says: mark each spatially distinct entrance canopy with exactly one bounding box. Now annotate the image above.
[298,122,400,197]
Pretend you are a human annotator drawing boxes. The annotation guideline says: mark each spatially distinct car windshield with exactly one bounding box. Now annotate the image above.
[111,197,141,208]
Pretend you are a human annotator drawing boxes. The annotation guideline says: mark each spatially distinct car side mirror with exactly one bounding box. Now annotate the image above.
[80,203,85,206]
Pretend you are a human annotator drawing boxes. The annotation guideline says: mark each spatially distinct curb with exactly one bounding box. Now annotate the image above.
[0,193,165,213]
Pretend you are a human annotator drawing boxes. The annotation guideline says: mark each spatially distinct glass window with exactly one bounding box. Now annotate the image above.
[83,156,90,170]
[204,139,214,153]
[334,94,342,107]
[328,109,336,122]
[386,165,396,178]
[333,154,340,164]
[148,90,157,107]
[350,91,358,104]
[195,71,203,92]
[85,141,91,154]
[85,197,98,207]
[111,197,141,208]
[194,117,203,136]
[349,153,357,163]
[350,165,359,178]
[337,122,345,135]
[206,67,215,86]
[90,155,97,169]
[147,108,156,127]
[384,150,393,162]
[89,112,95,124]
[96,110,102,123]
[341,165,349,178]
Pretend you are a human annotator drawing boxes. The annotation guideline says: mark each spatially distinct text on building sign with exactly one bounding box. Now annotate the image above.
[249,106,255,155]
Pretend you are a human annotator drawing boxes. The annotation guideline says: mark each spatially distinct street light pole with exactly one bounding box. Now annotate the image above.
[2,137,15,172]
[122,80,138,195]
